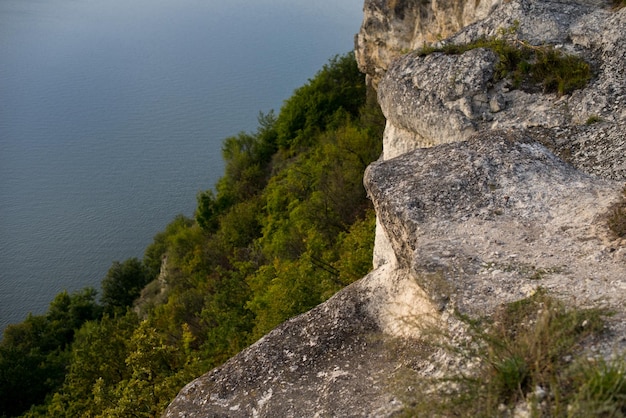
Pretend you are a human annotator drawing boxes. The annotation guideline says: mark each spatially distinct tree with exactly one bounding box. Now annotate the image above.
[47,287,102,346]
[0,288,101,417]
[144,214,194,278]
[275,52,366,149]
[195,189,222,233]
[42,313,138,417]
[0,320,65,417]
[96,319,190,418]
[101,258,150,313]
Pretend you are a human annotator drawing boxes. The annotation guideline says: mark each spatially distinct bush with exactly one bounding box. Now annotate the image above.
[101,258,151,313]
[275,52,366,149]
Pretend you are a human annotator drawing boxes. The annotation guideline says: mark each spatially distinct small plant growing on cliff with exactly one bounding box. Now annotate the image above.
[400,289,616,416]
[586,114,603,125]
[530,45,592,96]
[415,36,591,96]
[607,185,626,238]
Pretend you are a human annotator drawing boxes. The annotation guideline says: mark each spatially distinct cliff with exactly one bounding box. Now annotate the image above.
[164,1,626,416]
[355,0,501,89]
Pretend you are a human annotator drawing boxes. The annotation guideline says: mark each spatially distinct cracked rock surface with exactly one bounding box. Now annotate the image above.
[372,1,626,165]
[365,131,626,342]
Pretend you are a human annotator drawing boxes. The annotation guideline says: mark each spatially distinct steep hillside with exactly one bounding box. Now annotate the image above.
[0,53,385,418]
[164,0,626,416]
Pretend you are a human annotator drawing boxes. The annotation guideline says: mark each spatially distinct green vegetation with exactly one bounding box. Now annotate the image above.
[401,289,624,417]
[416,34,592,96]
[0,52,384,418]
[607,185,626,238]
[101,258,151,314]
[586,114,603,125]
[0,289,102,417]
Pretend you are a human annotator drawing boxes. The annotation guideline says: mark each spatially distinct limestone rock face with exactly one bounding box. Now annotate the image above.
[376,1,626,161]
[378,47,497,156]
[355,0,500,88]
[164,1,626,416]
[365,131,626,326]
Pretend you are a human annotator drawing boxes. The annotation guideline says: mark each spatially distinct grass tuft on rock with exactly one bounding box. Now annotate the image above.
[401,289,620,417]
[586,115,603,125]
[416,38,591,96]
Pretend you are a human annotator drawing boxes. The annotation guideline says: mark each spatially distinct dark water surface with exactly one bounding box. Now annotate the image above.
[0,0,364,331]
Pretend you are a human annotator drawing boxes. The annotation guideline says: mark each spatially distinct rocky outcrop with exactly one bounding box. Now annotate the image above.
[365,131,626,327]
[164,134,626,416]
[368,0,626,296]
[374,0,626,162]
[164,265,442,417]
[355,0,501,88]
[164,1,626,416]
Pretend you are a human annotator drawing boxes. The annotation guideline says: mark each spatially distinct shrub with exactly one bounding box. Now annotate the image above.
[101,258,151,313]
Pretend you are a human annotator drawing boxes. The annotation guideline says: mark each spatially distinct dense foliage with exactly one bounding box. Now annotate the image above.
[0,289,102,417]
[0,52,384,417]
